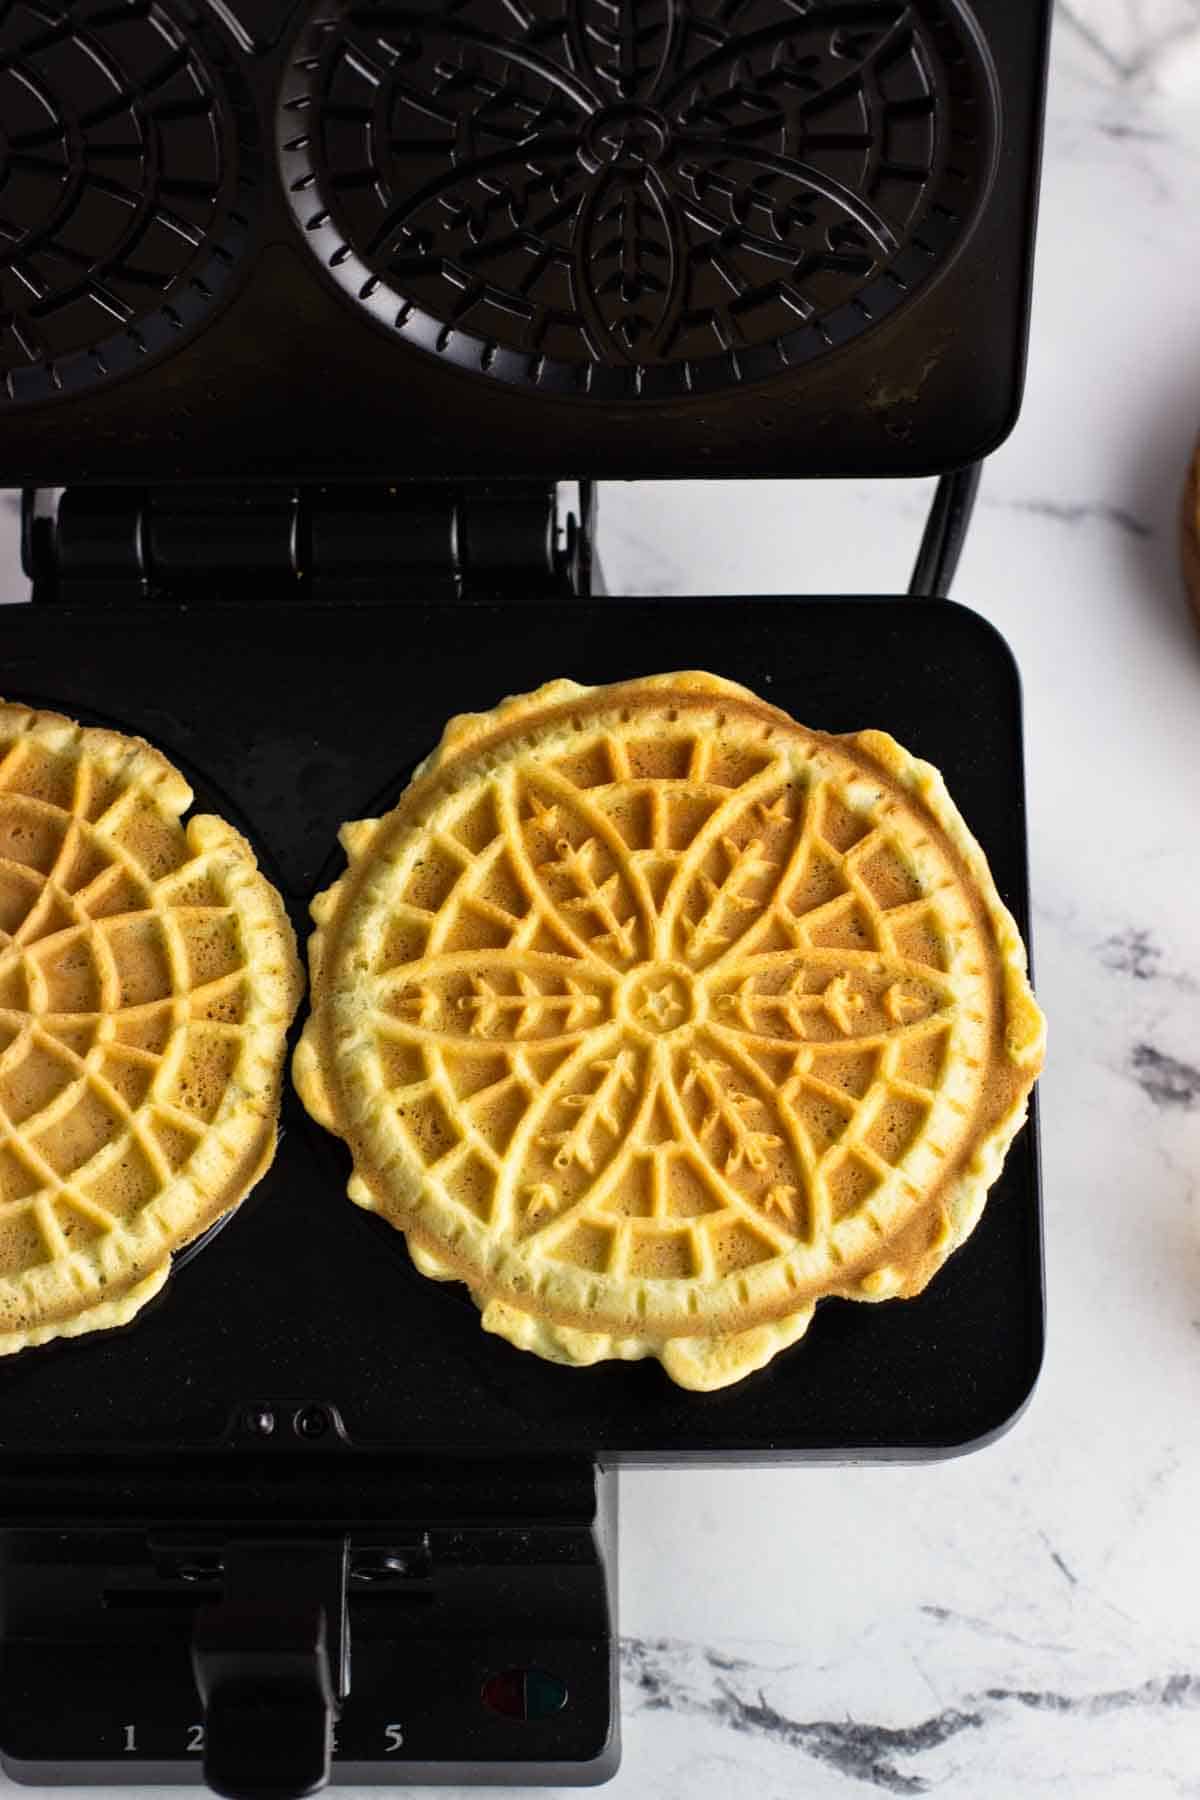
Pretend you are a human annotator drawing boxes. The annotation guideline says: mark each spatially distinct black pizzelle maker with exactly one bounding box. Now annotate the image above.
[0,0,1050,1792]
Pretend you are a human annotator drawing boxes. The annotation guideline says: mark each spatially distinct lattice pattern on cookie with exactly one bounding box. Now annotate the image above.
[0,705,300,1352]
[333,706,990,1330]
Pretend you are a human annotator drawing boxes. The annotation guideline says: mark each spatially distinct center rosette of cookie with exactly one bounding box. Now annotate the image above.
[618,963,703,1040]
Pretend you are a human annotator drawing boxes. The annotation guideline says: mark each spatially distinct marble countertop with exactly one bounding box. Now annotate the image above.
[3,1,1200,1795]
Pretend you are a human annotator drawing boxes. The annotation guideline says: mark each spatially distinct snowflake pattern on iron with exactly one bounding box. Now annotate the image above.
[279,0,992,397]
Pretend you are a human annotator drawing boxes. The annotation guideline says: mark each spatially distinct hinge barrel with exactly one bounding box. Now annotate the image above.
[21,484,594,603]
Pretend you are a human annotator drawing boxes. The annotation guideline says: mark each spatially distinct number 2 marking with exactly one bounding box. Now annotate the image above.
[187,1724,205,1754]
[384,1724,404,1752]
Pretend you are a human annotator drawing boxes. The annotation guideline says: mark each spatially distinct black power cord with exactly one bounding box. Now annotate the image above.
[908,462,983,598]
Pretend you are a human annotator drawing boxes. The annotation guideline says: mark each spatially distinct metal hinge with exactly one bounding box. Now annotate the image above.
[21,483,595,604]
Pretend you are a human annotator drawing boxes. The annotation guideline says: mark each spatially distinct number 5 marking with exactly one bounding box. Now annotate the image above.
[384,1724,404,1752]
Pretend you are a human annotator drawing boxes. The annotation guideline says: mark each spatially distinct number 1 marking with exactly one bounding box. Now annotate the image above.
[123,1725,137,1753]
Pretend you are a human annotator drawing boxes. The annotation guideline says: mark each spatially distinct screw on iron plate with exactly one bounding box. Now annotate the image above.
[178,1557,223,1584]
[244,1405,276,1438]
[295,1404,330,1441]
[354,1553,410,1583]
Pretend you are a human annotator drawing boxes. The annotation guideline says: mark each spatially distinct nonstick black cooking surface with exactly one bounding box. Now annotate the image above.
[0,595,1042,1461]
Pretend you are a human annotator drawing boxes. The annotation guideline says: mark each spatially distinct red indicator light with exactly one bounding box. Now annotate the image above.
[481,1670,526,1719]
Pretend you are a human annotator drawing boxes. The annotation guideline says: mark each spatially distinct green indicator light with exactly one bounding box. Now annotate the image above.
[524,1670,568,1719]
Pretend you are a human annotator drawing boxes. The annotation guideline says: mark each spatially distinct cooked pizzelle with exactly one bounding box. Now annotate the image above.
[296,673,1044,1392]
[0,703,302,1354]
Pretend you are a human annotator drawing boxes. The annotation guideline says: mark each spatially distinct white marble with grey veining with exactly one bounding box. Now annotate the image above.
[3,0,1200,1794]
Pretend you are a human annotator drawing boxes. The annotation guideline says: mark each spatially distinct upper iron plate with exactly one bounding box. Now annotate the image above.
[0,0,1051,478]
[278,0,994,401]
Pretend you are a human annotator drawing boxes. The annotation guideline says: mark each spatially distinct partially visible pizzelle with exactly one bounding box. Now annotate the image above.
[0,703,302,1354]
[296,672,1045,1391]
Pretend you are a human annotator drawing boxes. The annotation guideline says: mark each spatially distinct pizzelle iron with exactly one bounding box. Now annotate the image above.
[0,1,1051,1794]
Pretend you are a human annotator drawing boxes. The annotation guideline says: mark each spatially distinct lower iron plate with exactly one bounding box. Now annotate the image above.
[0,596,1042,1461]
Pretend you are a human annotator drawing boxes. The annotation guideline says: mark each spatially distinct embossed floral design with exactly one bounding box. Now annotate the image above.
[296,677,1046,1390]
[279,0,990,396]
[360,722,981,1282]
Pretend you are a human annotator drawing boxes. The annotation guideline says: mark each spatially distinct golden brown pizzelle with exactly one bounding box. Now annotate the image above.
[296,672,1045,1391]
[0,703,302,1354]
